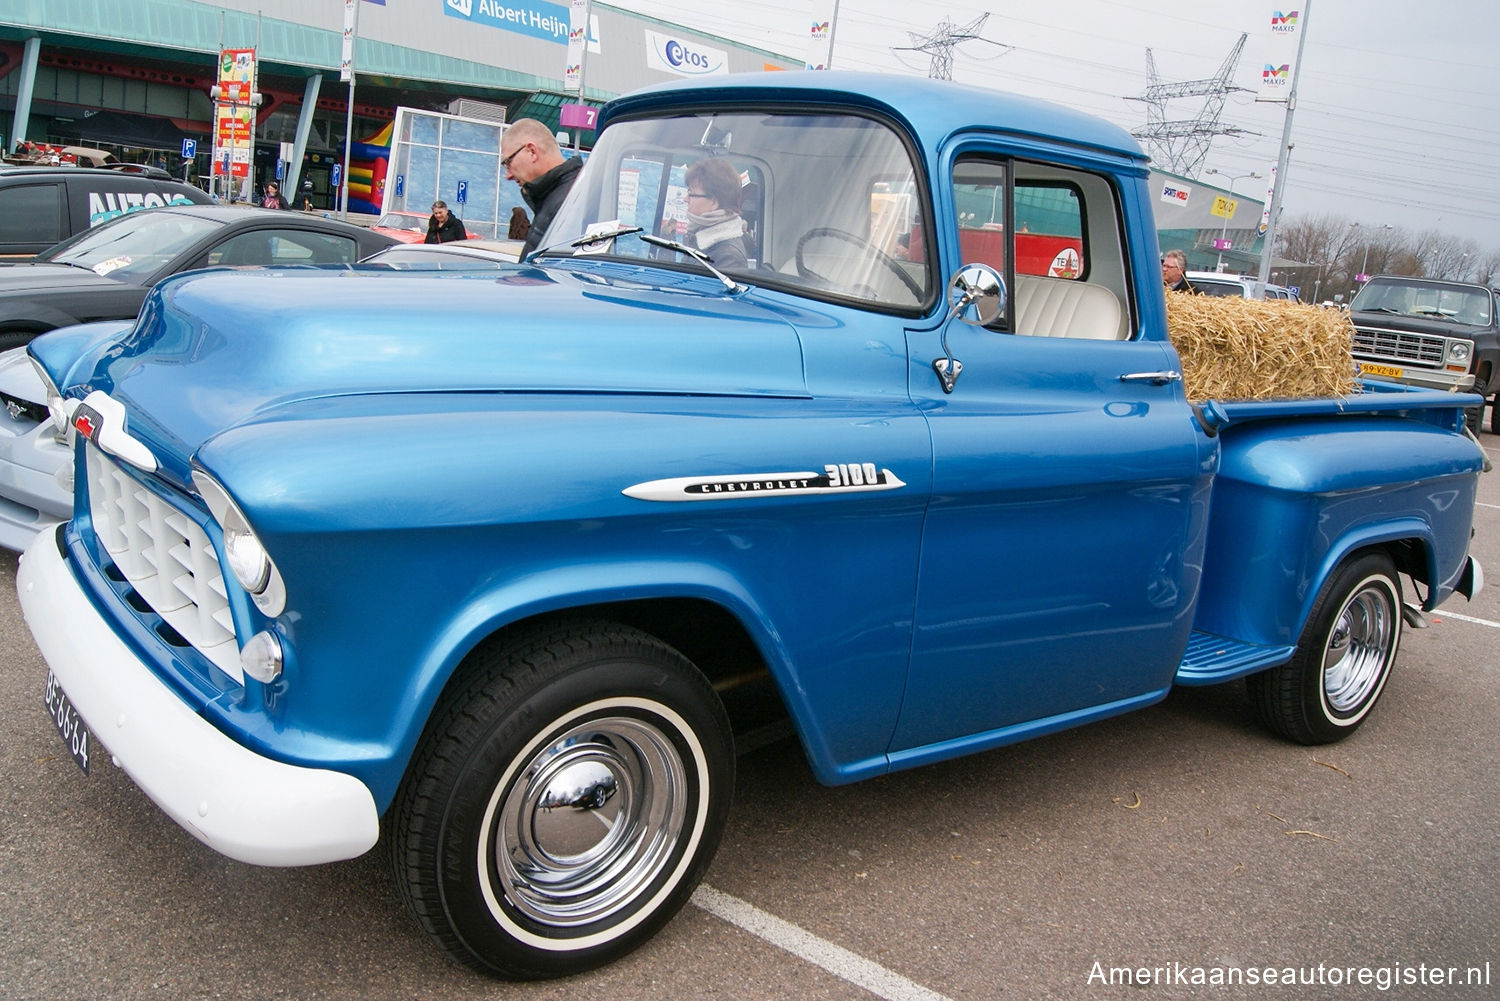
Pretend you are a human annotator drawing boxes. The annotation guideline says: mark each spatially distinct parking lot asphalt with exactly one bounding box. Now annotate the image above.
[2,428,1496,1001]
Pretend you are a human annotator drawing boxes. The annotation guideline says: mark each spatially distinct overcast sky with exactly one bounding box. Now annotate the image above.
[617,0,1500,250]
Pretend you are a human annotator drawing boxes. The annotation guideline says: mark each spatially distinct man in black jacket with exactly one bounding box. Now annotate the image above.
[1161,249,1199,293]
[502,119,583,258]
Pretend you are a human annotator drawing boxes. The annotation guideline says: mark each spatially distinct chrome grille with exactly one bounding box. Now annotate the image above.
[1352,325,1446,366]
[85,445,241,681]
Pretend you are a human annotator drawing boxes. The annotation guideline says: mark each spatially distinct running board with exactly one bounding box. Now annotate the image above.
[1174,631,1295,687]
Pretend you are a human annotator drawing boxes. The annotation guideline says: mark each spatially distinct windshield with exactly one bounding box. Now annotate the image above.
[1351,277,1493,326]
[39,210,221,282]
[542,111,933,310]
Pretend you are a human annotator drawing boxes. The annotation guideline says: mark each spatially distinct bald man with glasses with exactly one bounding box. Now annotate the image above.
[502,118,583,258]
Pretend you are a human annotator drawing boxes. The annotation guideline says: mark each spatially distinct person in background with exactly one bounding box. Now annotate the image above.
[508,206,531,242]
[502,119,582,257]
[261,181,288,209]
[681,157,748,270]
[424,200,465,243]
[1162,249,1198,293]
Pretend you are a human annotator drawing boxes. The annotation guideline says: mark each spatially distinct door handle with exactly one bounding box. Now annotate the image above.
[1119,370,1182,385]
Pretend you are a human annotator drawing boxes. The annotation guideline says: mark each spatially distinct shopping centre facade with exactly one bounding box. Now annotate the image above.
[0,1,796,212]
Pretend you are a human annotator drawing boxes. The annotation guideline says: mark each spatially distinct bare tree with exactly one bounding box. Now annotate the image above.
[1416,233,1481,281]
[1267,213,1498,300]
[1477,249,1500,286]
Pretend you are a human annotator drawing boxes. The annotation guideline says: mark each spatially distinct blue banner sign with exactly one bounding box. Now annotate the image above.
[442,0,568,44]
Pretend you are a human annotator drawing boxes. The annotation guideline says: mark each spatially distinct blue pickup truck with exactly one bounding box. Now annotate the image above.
[19,72,1486,978]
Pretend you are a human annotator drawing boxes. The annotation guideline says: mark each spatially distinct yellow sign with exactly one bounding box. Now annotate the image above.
[1210,195,1238,220]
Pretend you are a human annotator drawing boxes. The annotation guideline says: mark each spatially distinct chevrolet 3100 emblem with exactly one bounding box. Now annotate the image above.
[624,463,905,502]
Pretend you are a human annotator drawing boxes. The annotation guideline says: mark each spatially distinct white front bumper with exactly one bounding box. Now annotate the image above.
[17,530,380,867]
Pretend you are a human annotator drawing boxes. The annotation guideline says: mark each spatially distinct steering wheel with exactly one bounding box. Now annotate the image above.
[795,227,925,302]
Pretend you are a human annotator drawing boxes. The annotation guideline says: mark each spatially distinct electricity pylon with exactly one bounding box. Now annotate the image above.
[895,13,1009,81]
[1127,33,1252,177]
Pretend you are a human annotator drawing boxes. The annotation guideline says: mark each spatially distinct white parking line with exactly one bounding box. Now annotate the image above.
[1435,610,1500,629]
[1478,501,1500,510]
[692,884,955,1001]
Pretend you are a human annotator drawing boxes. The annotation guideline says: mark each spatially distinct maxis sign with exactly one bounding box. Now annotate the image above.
[1270,10,1300,31]
[645,30,729,77]
[443,0,568,43]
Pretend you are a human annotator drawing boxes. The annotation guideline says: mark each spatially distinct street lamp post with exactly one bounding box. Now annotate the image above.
[1206,169,1261,273]
[1351,221,1394,282]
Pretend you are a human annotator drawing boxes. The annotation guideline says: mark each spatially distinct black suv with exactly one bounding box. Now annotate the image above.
[1349,275,1498,433]
[0,166,213,260]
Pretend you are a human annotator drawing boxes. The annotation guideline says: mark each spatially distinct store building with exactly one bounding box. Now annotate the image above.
[0,1,798,212]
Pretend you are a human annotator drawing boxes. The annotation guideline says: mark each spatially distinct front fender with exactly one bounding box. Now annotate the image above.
[191,394,932,810]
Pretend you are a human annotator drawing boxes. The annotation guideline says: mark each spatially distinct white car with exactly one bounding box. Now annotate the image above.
[359,239,524,267]
[1187,270,1299,301]
[0,342,74,550]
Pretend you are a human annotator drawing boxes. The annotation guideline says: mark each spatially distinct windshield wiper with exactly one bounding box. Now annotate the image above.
[526,225,644,262]
[637,234,745,293]
[43,259,100,273]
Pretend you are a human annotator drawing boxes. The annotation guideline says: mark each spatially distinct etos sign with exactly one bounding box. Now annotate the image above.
[645,30,728,77]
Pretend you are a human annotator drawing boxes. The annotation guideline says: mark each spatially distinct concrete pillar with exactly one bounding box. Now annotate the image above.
[283,72,323,204]
[9,36,42,153]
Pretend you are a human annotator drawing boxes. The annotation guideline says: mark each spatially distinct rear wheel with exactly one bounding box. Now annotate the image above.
[391,621,734,979]
[1247,552,1402,744]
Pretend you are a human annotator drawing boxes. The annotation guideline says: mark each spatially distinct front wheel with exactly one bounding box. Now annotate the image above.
[391,621,734,979]
[1247,552,1402,744]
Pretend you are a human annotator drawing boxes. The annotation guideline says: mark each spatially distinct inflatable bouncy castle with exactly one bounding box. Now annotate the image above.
[343,122,392,215]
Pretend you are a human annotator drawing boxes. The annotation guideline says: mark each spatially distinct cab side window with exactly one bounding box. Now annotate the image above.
[952,156,1129,341]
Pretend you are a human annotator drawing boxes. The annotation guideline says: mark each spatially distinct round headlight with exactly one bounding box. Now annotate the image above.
[224,524,271,594]
[1448,341,1472,364]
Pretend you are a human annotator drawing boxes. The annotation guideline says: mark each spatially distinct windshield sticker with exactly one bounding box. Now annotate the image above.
[92,256,132,276]
[624,463,906,502]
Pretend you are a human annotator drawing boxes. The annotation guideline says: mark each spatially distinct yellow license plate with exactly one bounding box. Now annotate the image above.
[1358,362,1403,378]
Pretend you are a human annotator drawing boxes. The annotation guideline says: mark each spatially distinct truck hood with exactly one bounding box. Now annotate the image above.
[73,264,812,486]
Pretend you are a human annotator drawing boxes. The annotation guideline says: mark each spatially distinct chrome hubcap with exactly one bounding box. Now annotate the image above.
[495,714,687,929]
[1322,582,1395,714]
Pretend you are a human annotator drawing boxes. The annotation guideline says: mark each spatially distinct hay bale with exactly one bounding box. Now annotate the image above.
[1165,292,1358,403]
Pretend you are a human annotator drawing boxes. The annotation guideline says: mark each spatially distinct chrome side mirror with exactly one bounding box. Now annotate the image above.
[947,264,1005,326]
[932,264,1006,392]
